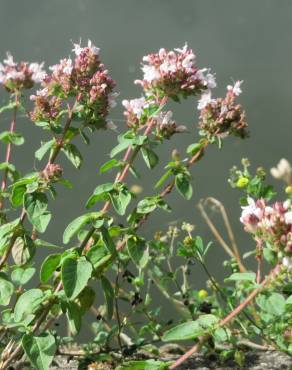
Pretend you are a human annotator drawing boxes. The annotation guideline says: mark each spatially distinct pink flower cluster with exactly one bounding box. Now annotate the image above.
[30,40,117,128]
[0,53,45,92]
[122,97,186,138]
[198,81,248,141]
[240,197,292,269]
[135,43,216,100]
[122,97,150,126]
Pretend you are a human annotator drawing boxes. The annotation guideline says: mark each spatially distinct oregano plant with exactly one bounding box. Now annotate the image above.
[0,41,290,370]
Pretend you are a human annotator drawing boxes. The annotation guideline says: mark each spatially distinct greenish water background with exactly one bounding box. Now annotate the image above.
[0,0,291,341]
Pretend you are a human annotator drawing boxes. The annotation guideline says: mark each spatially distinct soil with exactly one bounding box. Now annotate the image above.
[10,345,292,370]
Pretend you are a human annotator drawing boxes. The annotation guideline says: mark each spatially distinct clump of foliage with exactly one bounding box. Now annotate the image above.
[0,41,290,370]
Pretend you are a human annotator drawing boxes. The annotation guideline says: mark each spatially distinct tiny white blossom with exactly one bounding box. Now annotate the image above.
[182,54,195,70]
[270,158,292,183]
[29,62,46,83]
[141,65,160,82]
[3,52,16,67]
[196,68,216,89]
[122,97,148,119]
[160,60,177,74]
[283,256,292,270]
[227,80,243,96]
[87,40,100,55]
[174,43,188,54]
[197,91,215,110]
[285,211,292,224]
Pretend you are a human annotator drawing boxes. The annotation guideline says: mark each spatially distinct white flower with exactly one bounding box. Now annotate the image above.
[284,199,291,210]
[240,197,262,223]
[87,40,100,55]
[182,53,195,70]
[270,158,292,183]
[285,211,292,224]
[160,60,177,74]
[227,80,243,96]
[3,52,16,67]
[141,65,160,82]
[72,41,83,56]
[282,256,292,270]
[197,90,215,110]
[174,43,188,54]
[122,97,148,119]
[29,62,46,83]
[196,68,216,89]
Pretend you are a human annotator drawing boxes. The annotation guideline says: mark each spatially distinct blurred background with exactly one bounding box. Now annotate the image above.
[0,0,291,340]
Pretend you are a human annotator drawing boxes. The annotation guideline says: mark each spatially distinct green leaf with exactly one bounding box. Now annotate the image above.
[62,257,93,300]
[35,140,55,161]
[11,267,36,285]
[66,301,82,335]
[258,293,286,315]
[0,218,20,252]
[154,170,172,189]
[11,184,26,207]
[197,314,218,329]
[162,321,204,342]
[127,238,149,269]
[101,276,114,319]
[175,173,193,200]
[14,289,44,322]
[109,188,131,215]
[286,295,292,305]
[76,286,95,314]
[12,235,36,265]
[34,239,62,249]
[0,131,24,145]
[100,159,120,173]
[63,212,102,244]
[0,273,14,306]
[22,333,56,370]
[186,142,203,155]
[141,147,159,169]
[116,360,169,370]
[100,226,117,256]
[137,197,158,214]
[226,272,256,283]
[40,254,61,283]
[87,245,109,267]
[62,143,83,168]
[110,141,130,158]
[0,101,16,114]
[86,183,114,208]
[11,172,38,189]
[24,192,51,233]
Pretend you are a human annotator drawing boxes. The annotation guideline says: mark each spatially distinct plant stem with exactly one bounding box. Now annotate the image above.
[198,199,246,272]
[169,265,280,369]
[0,94,19,210]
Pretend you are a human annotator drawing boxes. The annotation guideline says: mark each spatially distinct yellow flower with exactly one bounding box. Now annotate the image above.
[236,177,249,188]
[198,289,208,299]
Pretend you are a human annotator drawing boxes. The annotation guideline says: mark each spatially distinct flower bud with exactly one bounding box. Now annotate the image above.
[198,289,208,299]
[236,177,249,188]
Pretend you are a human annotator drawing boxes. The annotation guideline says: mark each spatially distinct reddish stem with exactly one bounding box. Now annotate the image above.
[169,266,280,369]
[0,96,19,209]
